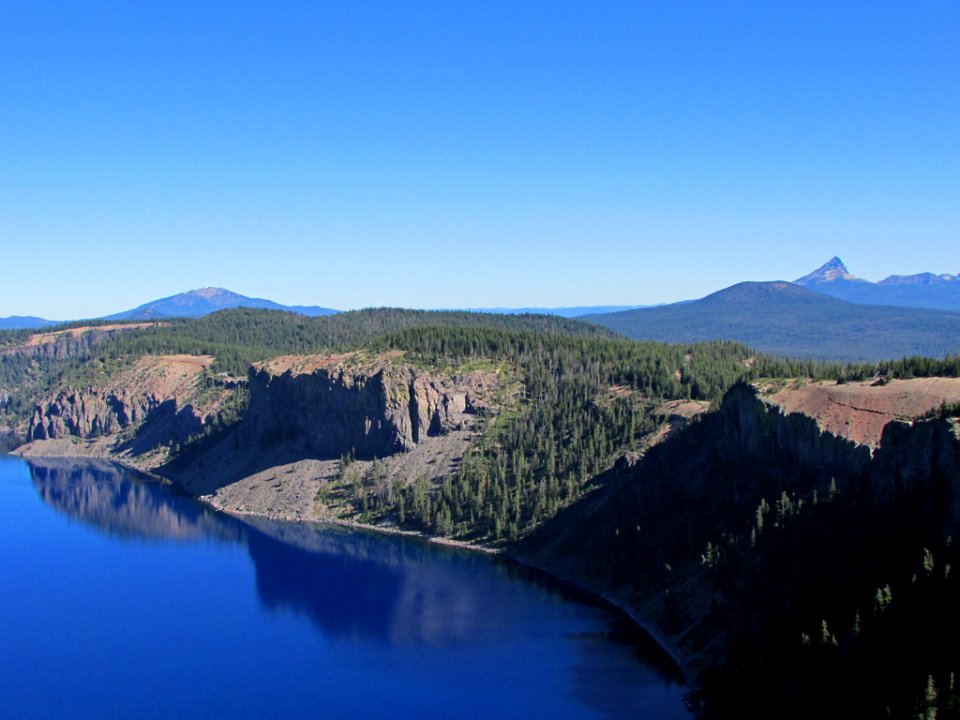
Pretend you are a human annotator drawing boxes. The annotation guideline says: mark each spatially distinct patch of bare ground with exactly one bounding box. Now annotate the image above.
[117,354,214,396]
[763,377,960,447]
[647,398,710,447]
[191,427,479,524]
[12,436,174,477]
[255,350,405,376]
[15,437,116,459]
[21,323,159,347]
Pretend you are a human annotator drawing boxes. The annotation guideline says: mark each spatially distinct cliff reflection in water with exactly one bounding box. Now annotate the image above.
[28,458,240,542]
[26,459,608,649]
[243,516,576,647]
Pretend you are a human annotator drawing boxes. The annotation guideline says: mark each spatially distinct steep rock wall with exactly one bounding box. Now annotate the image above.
[20,355,223,458]
[240,358,496,459]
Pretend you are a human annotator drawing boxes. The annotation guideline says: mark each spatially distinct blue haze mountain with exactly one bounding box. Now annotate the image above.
[0,316,56,330]
[105,287,339,320]
[583,281,960,361]
[795,256,960,311]
[461,305,646,318]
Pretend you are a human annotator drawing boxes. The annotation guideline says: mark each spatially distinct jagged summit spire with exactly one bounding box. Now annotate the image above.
[795,256,857,285]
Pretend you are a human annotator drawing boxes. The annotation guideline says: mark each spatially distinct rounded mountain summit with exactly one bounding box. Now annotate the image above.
[105,288,339,321]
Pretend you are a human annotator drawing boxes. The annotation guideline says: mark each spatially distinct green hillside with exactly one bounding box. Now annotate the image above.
[584,281,960,361]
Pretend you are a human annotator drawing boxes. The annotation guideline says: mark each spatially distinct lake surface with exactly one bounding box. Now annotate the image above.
[0,454,688,719]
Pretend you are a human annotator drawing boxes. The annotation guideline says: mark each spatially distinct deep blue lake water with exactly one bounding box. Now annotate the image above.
[0,454,688,719]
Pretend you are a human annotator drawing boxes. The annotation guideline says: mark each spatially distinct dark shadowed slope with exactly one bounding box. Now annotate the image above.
[583,281,960,361]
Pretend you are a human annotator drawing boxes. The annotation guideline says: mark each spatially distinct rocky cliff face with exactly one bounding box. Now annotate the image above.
[241,353,498,459]
[734,381,960,502]
[21,355,228,460]
[27,387,203,443]
[722,382,873,472]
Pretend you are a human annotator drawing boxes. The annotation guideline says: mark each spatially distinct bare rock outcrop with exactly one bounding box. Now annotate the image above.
[241,352,498,459]
[23,355,225,459]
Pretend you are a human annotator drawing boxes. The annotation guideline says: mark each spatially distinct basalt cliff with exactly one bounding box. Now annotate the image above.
[240,353,497,459]
[18,354,228,466]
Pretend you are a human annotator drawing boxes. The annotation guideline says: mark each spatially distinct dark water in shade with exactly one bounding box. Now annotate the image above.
[0,455,688,720]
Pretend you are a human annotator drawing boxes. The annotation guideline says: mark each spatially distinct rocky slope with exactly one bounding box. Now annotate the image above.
[17,354,233,466]
[167,352,505,521]
[2,323,156,360]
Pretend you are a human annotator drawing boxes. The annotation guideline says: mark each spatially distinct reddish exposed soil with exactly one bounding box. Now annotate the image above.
[764,378,960,447]
[23,323,158,346]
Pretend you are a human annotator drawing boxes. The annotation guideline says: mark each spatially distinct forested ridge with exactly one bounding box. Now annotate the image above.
[4,309,959,525]
[585,281,960,361]
[63,307,619,374]
[0,308,612,420]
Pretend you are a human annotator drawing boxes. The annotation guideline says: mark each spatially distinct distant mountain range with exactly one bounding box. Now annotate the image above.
[795,256,960,311]
[104,287,339,321]
[583,281,960,362]
[0,316,57,331]
[4,257,960,363]
[462,305,645,318]
[0,289,644,328]
[0,288,341,329]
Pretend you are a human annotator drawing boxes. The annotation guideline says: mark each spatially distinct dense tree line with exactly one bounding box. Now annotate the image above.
[0,328,32,349]
[74,307,618,375]
[699,461,960,719]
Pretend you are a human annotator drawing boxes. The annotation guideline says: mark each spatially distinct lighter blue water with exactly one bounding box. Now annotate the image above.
[0,455,687,719]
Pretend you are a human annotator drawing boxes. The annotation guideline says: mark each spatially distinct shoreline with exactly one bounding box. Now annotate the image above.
[510,553,693,686]
[13,446,693,703]
[210,499,504,556]
[203,488,693,684]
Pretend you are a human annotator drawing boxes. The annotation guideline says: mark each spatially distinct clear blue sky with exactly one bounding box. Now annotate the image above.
[2,2,958,319]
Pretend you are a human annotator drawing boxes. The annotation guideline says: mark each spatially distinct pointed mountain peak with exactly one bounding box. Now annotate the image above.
[795,256,858,285]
